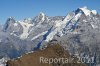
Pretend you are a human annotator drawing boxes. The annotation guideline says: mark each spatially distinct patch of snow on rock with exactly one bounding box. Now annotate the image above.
[31,31,48,41]
[14,23,18,26]
[91,23,98,29]
[19,21,33,39]
[91,10,97,15]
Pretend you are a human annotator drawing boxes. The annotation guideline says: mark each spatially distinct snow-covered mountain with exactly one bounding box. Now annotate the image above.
[0,7,100,66]
[0,12,64,58]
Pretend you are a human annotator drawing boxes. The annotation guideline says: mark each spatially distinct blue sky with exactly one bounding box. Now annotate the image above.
[0,0,100,24]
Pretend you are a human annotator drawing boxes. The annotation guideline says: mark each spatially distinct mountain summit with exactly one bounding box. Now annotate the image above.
[75,6,97,16]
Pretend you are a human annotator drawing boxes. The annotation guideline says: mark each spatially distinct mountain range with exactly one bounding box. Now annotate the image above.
[0,6,100,66]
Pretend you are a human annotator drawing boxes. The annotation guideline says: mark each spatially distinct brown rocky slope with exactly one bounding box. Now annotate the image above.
[6,44,87,66]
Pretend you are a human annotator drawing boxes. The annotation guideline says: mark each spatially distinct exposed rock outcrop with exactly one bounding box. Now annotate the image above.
[7,44,87,66]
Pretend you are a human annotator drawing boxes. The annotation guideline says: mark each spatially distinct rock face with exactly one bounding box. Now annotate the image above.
[6,44,86,66]
[0,7,100,60]
[0,7,99,65]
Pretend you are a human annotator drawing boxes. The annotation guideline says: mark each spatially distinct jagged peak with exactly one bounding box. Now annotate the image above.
[75,6,97,16]
[8,17,15,20]
[38,12,46,21]
[39,12,45,16]
[9,17,15,19]
[79,6,97,16]
[6,17,16,23]
[23,18,32,23]
[3,17,16,31]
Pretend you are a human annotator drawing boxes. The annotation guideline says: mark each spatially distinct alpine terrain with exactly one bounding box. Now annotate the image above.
[0,6,100,66]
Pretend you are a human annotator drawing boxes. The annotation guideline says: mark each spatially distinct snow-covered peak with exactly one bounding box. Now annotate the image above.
[38,12,46,21]
[9,17,15,19]
[91,10,97,15]
[79,6,97,16]
[33,12,47,24]
[39,12,45,16]
[23,18,32,23]
[79,6,91,16]
[6,17,15,22]
[24,18,32,21]
[3,17,16,31]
